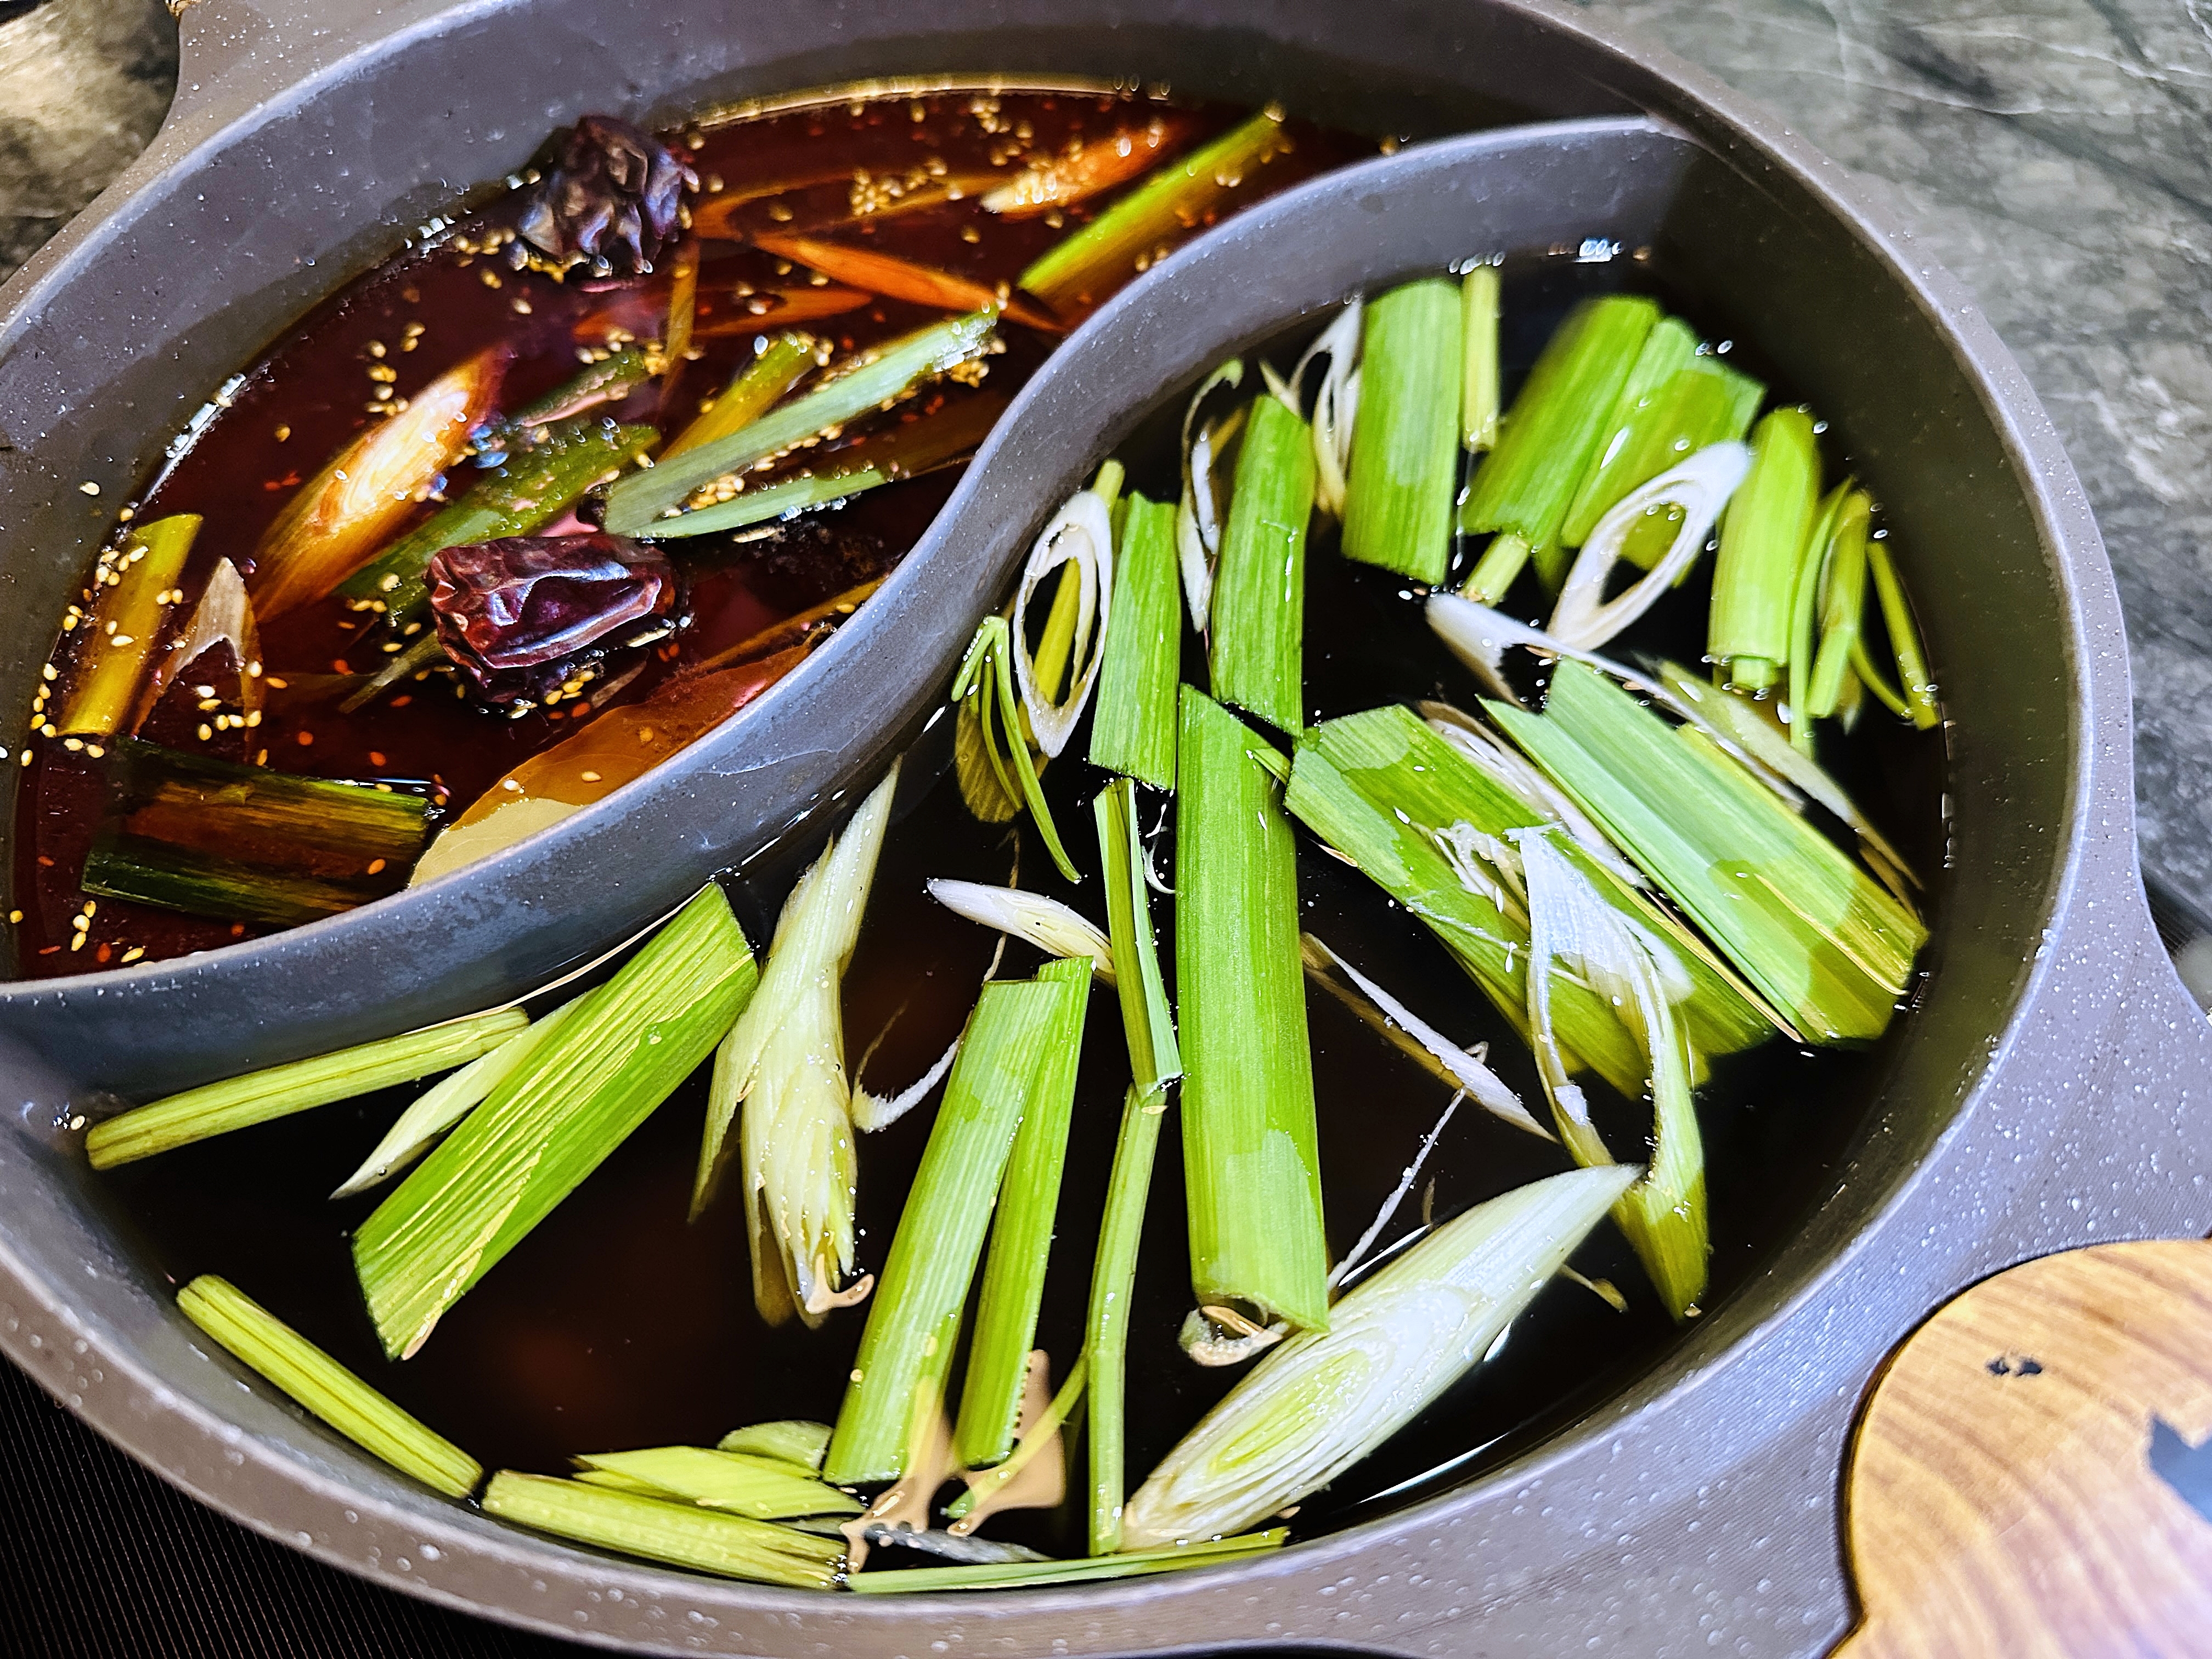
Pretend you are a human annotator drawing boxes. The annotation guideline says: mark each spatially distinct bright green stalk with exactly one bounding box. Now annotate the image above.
[1562,357,1764,557]
[1085,1085,1167,1555]
[354,887,758,1358]
[1459,295,1661,599]
[1175,689,1328,1335]
[1461,263,1500,452]
[954,956,1091,1470]
[331,996,582,1198]
[663,331,817,460]
[338,420,658,605]
[849,1529,1286,1592]
[1092,777,1181,1095]
[1089,493,1183,789]
[718,1420,831,1469]
[603,310,997,533]
[505,346,658,428]
[57,514,201,737]
[1342,277,1463,584]
[1121,1165,1634,1547]
[1491,660,1925,1043]
[823,968,1085,1485]
[1786,486,1848,753]
[1806,490,1872,718]
[701,768,898,1326]
[1709,407,1820,691]
[1866,536,1939,728]
[1282,705,1774,1093]
[1208,394,1316,732]
[482,1472,844,1588]
[951,616,1080,880]
[572,1446,861,1518]
[1019,112,1289,312]
[87,1007,527,1170]
[177,1276,482,1498]
[1557,316,1697,546]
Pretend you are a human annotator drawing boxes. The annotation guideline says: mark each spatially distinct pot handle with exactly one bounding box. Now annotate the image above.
[165,0,414,130]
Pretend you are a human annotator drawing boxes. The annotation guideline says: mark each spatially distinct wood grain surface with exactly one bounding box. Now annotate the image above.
[1836,1240,2212,1657]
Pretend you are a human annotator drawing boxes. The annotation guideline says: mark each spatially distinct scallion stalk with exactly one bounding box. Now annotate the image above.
[850,1528,1285,1592]
[86,1007,527,1170]
[950,617,1079,879]
[1175,689,1329,1336]
[1019,111,1290,314]
[602,310,997,534]
[55,514,201,738]
[699,769,898,1326]
[482,1471,845,1588]
[177,1276,482,1498]
[663,331,817,460]
[1084,1085,1167,1555]
[1341,278,1463,585]
[1709,407,1820,691]
[1561,353,1764,556]
[354,885,758,1358]
[1866,536,1939,729]
[1785,485,1848,753]
[823,966,1087,1485]
[1805,490,1871,718]
[1121,1165,1635,1546]
[572,1446,861,1519]
[953,956,1091,1469]
[1459,296,1661,600]
[718,1420,832,1470]
[1208,394,1316,731]
[1088,493,1183,789]
[1461,263,1500,453]
[1093,777,1181,1096]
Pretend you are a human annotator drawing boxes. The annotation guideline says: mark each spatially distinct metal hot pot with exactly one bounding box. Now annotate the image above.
[0,0,2206,1651]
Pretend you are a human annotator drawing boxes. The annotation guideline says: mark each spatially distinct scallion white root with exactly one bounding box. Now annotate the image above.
[850,1037,961,1135]
[1547,441,1751,649]
[1328,1088,1465,1289]
[1012,488,1115,757]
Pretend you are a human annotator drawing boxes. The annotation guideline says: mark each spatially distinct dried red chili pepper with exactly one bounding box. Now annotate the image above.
[516,115,691,279]
[427,532,679,708]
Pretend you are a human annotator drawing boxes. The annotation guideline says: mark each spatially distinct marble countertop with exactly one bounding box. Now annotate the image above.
[5,0,2210,912]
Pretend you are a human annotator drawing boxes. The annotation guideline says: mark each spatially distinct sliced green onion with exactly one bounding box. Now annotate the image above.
[1088,493,1183,789]
[1014,486,1116,756]
[1209,393,1316,731]
[55,514,202,738]
[718,1420,832,1470]
[330,996,581,1198]
[509,345,658,428]
[1175,362,1246,633]
[1175,689,1328,1336]
[1709,407,1820,692]
[1084,1086,1167,1555]
[1461,262,1500,453]
[950,617,1079,879]
[851,1529,1285,1592]
[1489,659,1925,1043]
[177,1275,482,1498]
[1785,485,1848,753]
[603,310,997,534]
[1546,442,1752,650]
[663,330,818,460]
[1563,353,1763,558]
[1459,296,1660,600]
[638,392,1003,540]
[87,1006,526,1170]
[1556,317,1695,541]
[924,878,1112,977]
[1805,490,1871,718]
[1291,298,1362,516]
[1093,777,1181,1096]
[1341,277,1463,584]
[1866,535,1939,729]
[128,554,262,732]
[572,1446,861,1519]
[1121,1165,1635,1546]
[1518,830,1706,1318]
[482,1471,845,1588]
[699,768,898,1325]
[823,966,1087,1485]
[354,885,758,1358]
[954,956,1091,1469]
[1019,111,1290,314]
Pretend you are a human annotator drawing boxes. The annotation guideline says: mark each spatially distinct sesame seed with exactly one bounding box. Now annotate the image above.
[122,947,144,963]
[579,770,602,782]
[78,481,99,496]
[196,724,212,741]
[365,858,387,876]
[274,424,291,442]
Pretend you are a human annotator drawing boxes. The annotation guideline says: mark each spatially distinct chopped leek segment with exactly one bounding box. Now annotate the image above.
[1460,263,1500,453]
[1341,277,1463,584]
[1564,356,1763,561]
[1491,659,1925,1043]
[1085,1086,1167,1555]
[602,310,997,533]
[950,616,1080,879]
[1088,493,1184,789]
[1787,485,1849,753]
[824,964,1087,1485]
[178,1275,482,1499]
[1208,392,1316,732]
[663,331,817,460]
[1806,490,1872,719]
[1121,1165,1634,1546]
[717,1419,832,1470]
[1709,407,1820,691]
[954,957,1091,1469]
[1867,536,1940,729]
[1176,689,1329,1335]
[850,1529,1286,1592]
[87,1006,527,1170]
[1093,777,1182,1096]
[1013,485,1116,757]
[354,885,758,1358]
[482,1471,845,1588]
[54,514,202,738]
[572,1446,861,1518]
[699,769,898,1326]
